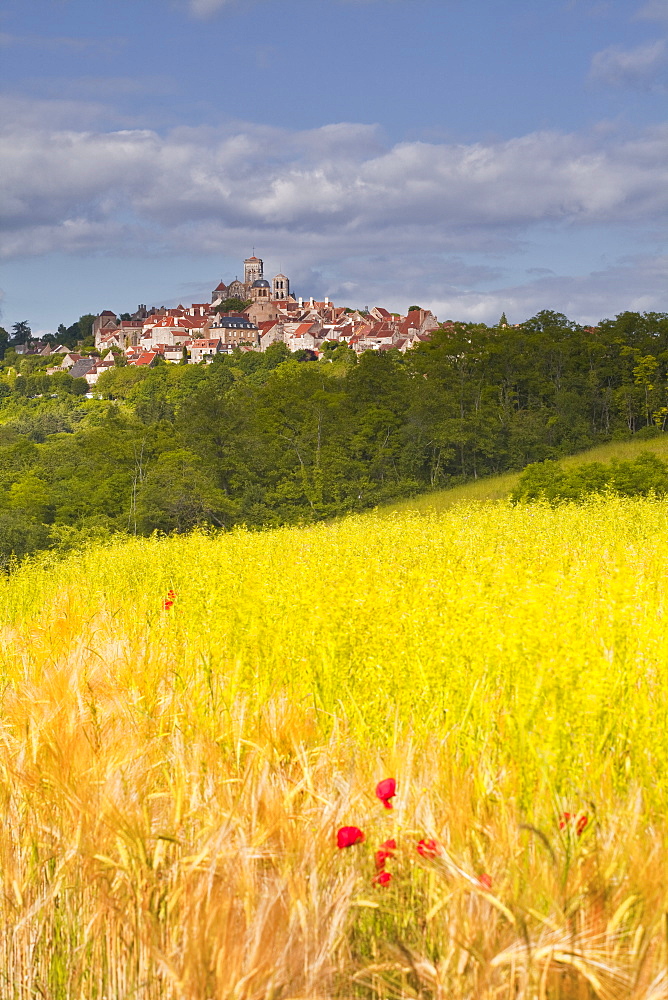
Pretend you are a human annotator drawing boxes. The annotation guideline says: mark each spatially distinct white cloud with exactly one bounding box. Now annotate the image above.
[1,112,667,264]
[590,39,667,87]
[1,101,667,323]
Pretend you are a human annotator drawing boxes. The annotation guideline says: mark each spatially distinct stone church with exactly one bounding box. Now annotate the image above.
[211,256,292,306]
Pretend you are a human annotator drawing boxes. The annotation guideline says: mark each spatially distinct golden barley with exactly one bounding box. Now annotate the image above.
[0,499,667,997]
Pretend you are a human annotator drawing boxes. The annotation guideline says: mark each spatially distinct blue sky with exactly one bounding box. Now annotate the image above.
[1,0,667,331]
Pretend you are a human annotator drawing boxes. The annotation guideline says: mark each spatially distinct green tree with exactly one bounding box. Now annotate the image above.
[11,320,31,343]
[77,314,96,341]
[136,450,233,533]
[214,298,252,314]
[264,341,291,369]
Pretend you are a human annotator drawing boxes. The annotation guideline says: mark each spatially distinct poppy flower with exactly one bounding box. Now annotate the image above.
[372,870,392,886]
[559,812,588,836]
[558,812,571,830]
[162,589,177,610]
[416,838,441,859]
[337,826,365,849]
[478,873,492,889]
[375,838,397,870]
[376,778,396,809]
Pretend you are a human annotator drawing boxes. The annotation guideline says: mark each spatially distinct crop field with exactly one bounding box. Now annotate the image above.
[2,500,668,998]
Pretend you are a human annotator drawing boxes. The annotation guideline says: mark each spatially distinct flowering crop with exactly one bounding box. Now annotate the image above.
[0,500,668,997]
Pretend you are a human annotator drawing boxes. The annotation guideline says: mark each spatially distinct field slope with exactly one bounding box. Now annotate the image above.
[384,433,668,512]
[1,501,668,997]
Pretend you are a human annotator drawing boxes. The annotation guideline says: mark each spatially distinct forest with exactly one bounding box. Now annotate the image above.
[0,307,667,564]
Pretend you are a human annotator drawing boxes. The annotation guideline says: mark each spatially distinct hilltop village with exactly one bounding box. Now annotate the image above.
[56,256,439,386]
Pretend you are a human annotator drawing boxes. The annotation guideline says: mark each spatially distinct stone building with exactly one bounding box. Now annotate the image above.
[211,256,293,306]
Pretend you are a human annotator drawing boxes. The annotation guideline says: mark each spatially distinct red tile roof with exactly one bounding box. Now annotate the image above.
[130,352,158,366]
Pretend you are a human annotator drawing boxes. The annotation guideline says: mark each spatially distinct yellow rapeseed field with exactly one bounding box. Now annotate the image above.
[1,499,668,999]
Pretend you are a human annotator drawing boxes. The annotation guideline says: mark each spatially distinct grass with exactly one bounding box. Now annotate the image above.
[2,502,668,996]
[384,432,668,513]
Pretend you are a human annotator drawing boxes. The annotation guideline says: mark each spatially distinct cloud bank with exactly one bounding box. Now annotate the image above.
[1,98,666,322]
[2,112,667,260]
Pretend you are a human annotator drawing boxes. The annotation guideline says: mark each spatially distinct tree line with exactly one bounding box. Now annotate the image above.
[0,308,667,564]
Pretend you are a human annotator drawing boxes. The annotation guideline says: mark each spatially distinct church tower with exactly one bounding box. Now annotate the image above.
[244,255,263,286]
[272,273,290,300]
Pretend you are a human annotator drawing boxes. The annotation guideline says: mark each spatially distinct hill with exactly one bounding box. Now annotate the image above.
[2,501,668,997]
[2,308,668,565]
[383,432,668,512]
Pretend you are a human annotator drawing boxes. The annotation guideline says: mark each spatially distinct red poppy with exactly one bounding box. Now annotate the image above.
[162,589,177,610]
[375,838,397,870]
[416,838,441,859]
[479,873,492,889]
[558,812,571,830]
[376,778,396,809]
[372,870,392,886]
[337,826,365,849]
[559,812,588,836]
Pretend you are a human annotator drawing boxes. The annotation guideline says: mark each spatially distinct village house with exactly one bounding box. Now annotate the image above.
[92,256,440,364]
[209,314,259,347]
[189,338,223,363]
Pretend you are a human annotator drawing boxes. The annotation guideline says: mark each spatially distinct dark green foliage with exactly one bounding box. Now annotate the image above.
[11,320,31,343]
[511,452,668,504]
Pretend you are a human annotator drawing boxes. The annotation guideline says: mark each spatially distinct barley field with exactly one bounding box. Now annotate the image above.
[2,500,668,999]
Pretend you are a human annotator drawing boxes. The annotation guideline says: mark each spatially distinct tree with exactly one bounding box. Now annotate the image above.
[136,450,233,533]
[498,312,509,328]
[320,340,340,356]
[408,305,421,313]
[11,321,31,344]
[264,341,291,369]
[0,327,8,360]
[77,314,96,341]
[214,298,252,314]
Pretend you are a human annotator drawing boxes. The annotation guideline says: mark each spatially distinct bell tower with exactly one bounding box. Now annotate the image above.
[244,254,263,286]
[272,273,290,300]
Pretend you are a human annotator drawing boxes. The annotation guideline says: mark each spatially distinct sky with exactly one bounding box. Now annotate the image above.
[1,0,667,332]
